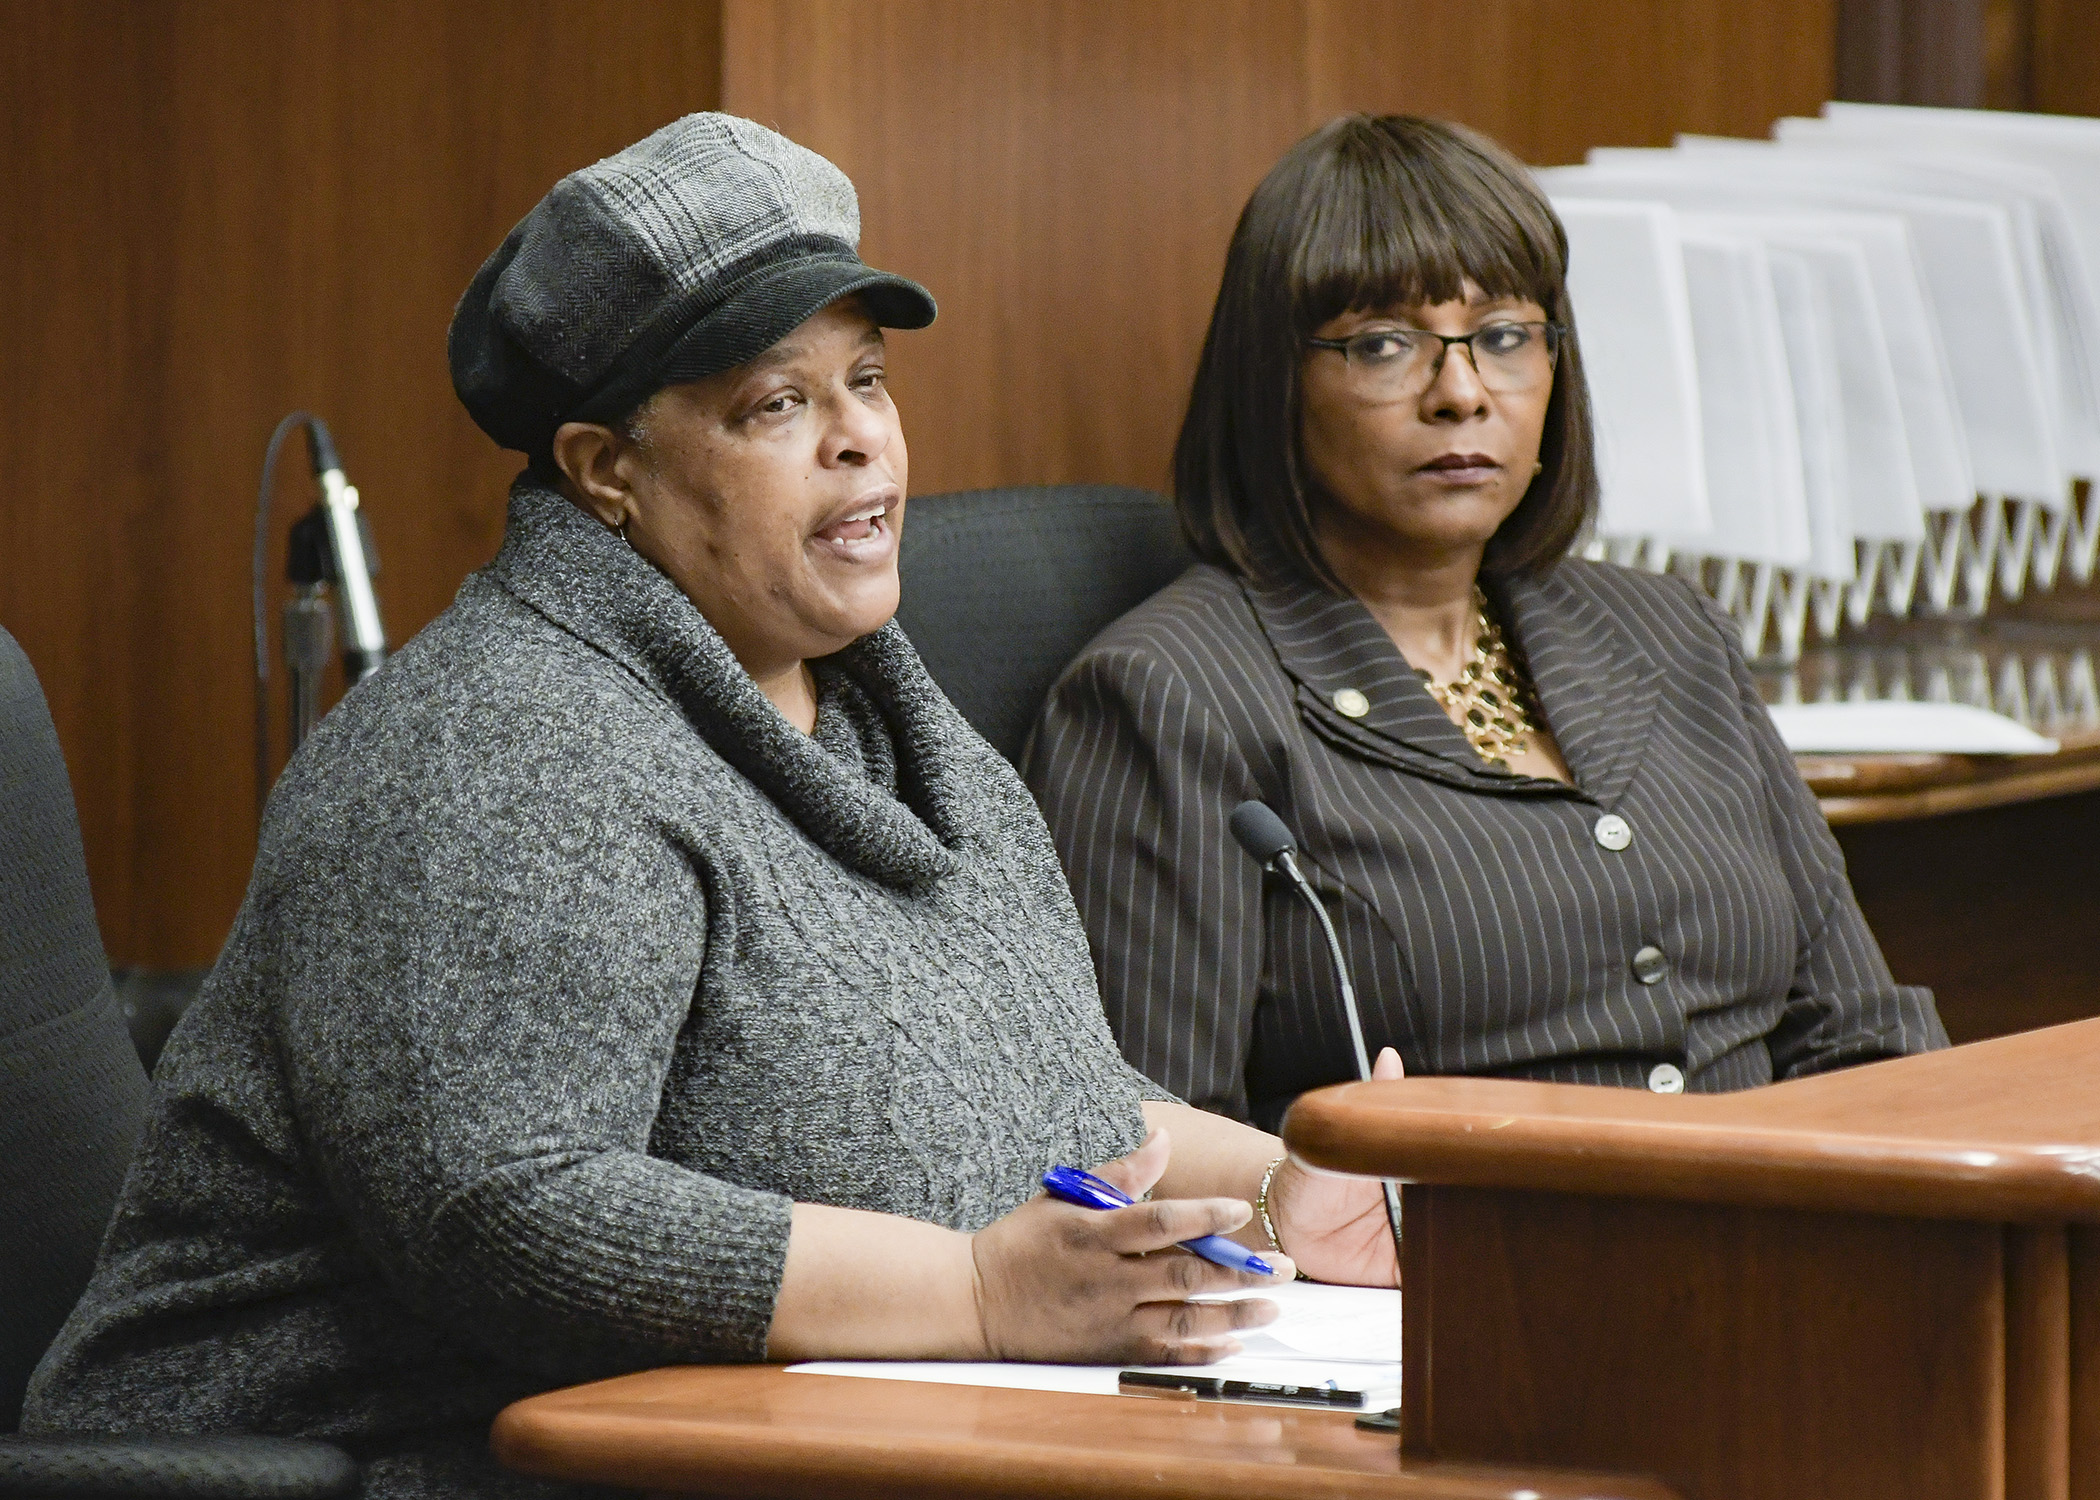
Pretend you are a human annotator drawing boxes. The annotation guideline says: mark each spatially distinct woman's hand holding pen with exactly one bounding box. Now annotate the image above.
[968,1128,1295,1365]
[1263,1046,1405,1288]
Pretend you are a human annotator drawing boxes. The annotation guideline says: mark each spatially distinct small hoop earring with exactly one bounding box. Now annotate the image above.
[616,516,633,548]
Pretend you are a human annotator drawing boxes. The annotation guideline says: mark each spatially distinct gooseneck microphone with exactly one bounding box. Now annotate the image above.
[1228,800,1405,1258]
[305,420,387,687]
[253,411,391,816]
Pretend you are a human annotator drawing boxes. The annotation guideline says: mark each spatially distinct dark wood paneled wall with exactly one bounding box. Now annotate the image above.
[723,0,1835,498]
[2033,0,2100,116]
[0,0,1855,969]
[1838,0,2099,112]
[0,2,722,966]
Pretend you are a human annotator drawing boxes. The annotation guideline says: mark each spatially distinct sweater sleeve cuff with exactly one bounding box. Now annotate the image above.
[426,1152,795,1368]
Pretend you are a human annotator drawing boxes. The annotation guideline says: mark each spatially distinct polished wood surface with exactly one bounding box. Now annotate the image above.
[2034,0,2100,117]
[1836,0,2096,112]
[1285,1017,2100,1221]
[1289,1025,2100,1498]
[1800,728,2100,823]
[2074,1229,2100,1500]
[490,1365,1681,1500]
[724,0,1836,502]
[1399,1187,2011,1499]
[2007,1225,2072,1500]
[0,0,722,967]
[5,1,1843,969]
[1836,787,2100,1045]
[1772,618,2100,1042]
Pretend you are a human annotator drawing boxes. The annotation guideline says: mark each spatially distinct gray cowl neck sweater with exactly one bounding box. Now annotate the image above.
[26,480,1166,1498]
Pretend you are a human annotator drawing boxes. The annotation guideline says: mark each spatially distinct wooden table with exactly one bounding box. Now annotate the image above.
[492,1365,1680,1499]
[1798,727,2100,824]
[1284,1017,2100,1500]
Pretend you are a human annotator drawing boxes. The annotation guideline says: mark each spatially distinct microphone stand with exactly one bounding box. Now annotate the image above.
[1227,801,1405,1254]
[308,423,387,687]
[1228,799,1406,1432]
[1264,843,1406,1254]
[253,413,388,820]
[1268,848,1402,1243]
[283,510,337,754]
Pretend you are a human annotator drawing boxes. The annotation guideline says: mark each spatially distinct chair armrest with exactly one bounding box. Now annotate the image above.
[0,1434,358,1498]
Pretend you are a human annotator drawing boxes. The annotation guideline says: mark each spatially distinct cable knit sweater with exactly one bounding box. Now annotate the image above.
[25,481,1166,1497]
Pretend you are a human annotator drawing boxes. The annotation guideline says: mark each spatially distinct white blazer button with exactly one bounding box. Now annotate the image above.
[1593,813,1632,851]
[1332,688,1371,719]
[1648,1063,1685,1094]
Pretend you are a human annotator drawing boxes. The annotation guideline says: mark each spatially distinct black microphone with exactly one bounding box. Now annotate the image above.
[1229,799,1404,1257]
[1229,801,1378,1080]
[304,419,387,685]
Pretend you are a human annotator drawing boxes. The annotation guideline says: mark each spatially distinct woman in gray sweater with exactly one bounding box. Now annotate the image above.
[24,116,1397,1497]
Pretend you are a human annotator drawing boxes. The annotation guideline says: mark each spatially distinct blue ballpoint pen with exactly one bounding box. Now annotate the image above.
[1041,1165,1280,1276]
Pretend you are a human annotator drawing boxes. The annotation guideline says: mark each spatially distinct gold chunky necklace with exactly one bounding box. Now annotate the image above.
[1419,588,1541,770]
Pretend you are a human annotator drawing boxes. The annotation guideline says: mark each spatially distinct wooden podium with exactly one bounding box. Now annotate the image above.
[1283,1018,2100,1500]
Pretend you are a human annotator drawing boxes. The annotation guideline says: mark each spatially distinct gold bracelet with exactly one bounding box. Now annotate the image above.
[1255,1155,1289,1255]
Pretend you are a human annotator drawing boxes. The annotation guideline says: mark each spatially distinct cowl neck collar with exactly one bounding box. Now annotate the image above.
[487,479,966,890]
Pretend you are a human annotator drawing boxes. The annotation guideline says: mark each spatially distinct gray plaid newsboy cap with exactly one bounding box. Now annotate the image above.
[449,113,936,455]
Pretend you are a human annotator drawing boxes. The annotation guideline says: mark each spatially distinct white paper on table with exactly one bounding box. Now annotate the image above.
[1539,166,1974,514]
[1581,148,2061,506]
[788,1281,1402,1411]
[1551,199,1711,541]
[1671,229,1812,565]
[1769,700,2059,754]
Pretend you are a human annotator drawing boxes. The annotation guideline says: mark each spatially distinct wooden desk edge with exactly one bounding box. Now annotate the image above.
[490,1368,1685,1500]
[1286,1103,2100,1222]
[1284,1025,2100,1223]
[1817,752,2100,823]
[1802,733,2100,823]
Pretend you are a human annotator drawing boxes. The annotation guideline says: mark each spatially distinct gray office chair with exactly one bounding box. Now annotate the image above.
[894,485,1194,763]
[0,626,357,1498]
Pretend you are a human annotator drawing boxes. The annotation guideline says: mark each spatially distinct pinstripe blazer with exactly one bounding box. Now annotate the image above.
[1022,558,1946,1129]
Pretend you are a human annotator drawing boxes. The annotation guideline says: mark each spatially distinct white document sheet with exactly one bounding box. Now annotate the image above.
[1583,148,2060,505]
[1538,167,1975,514]
[1771,119,2100,479]
[1673,230,1812,565]
[1676,134,2091,493]
[1769,700,2059,754]
[1669,214,1923,544]
[1813,104,2100,446]
[1552,198,1711,542]
[1766,249,1853,579]
[788,1280,1402,1411]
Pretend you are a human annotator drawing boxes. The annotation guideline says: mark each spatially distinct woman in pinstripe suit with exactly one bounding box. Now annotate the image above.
[1024,115,1946,1134]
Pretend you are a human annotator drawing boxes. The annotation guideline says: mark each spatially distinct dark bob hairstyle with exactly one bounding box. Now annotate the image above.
[1173,114,1598,588]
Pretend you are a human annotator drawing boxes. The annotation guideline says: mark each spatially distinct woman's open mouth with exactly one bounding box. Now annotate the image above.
[812,488,901,562]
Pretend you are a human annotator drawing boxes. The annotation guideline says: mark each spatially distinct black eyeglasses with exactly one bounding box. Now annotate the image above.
[1307,321,1565,399]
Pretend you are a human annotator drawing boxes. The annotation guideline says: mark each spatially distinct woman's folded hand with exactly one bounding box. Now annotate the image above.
[966,1128,1295,1365]
[1265,1047,1405,1288]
